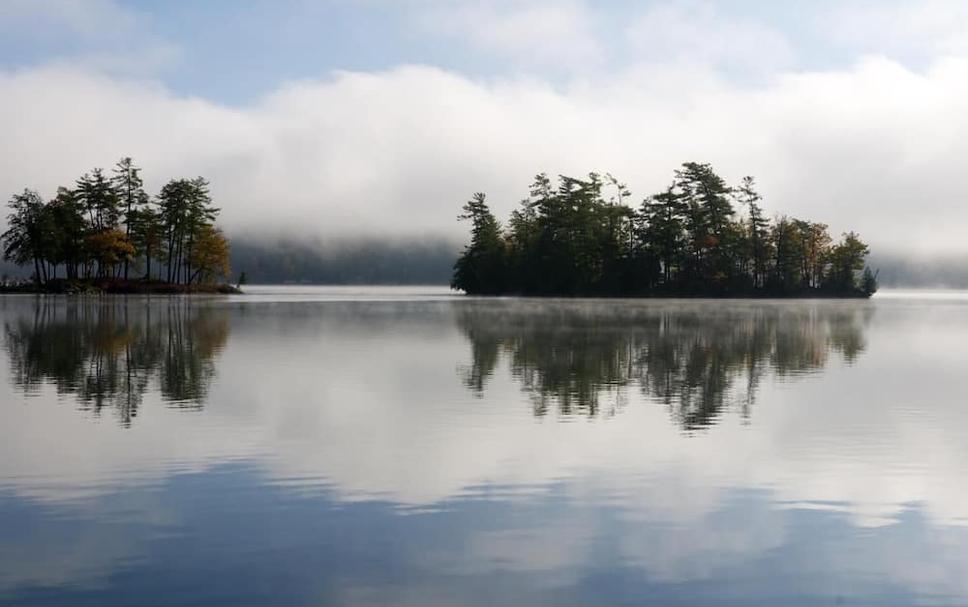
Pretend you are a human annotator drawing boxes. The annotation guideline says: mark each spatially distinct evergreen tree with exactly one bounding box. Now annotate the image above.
[674,162,735,287]
[451,163,876,298]
[735,176,769,288]
[2,190,47,285]
[112,157,149,279]
[1,157,233,290]
[638,187,686,287]
[128,206,164,280]
[825,232,870,292]
[75,168,121,233]
[46,187,87,280]
[451,193,506,294]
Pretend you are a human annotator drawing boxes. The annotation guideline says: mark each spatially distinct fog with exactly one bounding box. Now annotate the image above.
[1,56,968,259]
[4,1,968,263]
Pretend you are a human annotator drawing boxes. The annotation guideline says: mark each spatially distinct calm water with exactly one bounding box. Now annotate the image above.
[1,287,967,606]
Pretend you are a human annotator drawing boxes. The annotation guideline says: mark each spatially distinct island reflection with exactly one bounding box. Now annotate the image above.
[457,300,871,429]
[3,299,229,426]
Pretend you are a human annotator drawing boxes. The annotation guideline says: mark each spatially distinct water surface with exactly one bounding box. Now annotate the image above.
[1,288,966,606]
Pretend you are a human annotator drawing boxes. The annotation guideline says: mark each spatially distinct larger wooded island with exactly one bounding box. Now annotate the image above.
[452,163,878,298]
[1,157,238,294]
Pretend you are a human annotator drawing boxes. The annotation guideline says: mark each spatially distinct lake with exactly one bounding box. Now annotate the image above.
[1,287,967,606]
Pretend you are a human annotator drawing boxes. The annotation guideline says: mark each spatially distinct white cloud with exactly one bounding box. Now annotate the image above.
[824,0,968,64]
[5,58,968,253]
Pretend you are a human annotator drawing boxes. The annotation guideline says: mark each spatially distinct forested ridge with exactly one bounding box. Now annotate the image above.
[1,157,232,292]
[452,162,878,298]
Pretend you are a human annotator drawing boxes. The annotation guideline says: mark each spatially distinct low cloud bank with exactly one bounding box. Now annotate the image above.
[3,59,968,256]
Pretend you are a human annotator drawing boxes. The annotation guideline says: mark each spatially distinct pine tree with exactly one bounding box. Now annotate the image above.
[451,193,506,294]
[112,157,149,279]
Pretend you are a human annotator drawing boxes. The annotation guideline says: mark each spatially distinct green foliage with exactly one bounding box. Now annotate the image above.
[452,162,876,298]
[1,190,47,283]
[826,232,871,292]
[1,157,230,288]
[451,193,508,295]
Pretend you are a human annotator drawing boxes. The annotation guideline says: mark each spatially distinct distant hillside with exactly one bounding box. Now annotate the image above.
[230,237,458,285]
[227,245,968,289]
[868,253,968,289]
[0,237,458,285]
[3,238,966,289]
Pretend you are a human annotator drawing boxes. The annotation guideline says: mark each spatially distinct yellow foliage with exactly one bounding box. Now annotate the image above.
[86,229,136,269]
[189,225,230,283]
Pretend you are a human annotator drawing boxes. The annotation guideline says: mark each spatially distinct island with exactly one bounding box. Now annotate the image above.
[452,162,878,298]
[1,157,238,294]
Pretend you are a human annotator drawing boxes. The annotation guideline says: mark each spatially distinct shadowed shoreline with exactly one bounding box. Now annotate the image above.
[0,278,241,295]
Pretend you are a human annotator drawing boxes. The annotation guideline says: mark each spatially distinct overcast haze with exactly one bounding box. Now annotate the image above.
[2,1,968,254]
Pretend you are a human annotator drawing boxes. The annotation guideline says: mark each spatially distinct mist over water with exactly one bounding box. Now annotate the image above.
[1,289,967,605]
[6,3,968,605]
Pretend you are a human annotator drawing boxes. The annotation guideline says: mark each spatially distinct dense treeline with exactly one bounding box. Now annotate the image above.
[2,157,231,288]
[452,163,878,297]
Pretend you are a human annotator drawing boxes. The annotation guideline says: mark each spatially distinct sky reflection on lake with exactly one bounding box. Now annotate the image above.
[1,289,967,606]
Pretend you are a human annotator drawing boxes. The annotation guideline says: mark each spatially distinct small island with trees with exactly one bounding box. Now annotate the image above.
[1,157,237,294]
[452,162,878,298]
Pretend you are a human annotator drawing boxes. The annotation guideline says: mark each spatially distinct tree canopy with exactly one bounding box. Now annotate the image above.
[2,157,231,288]
[452,163,878,298]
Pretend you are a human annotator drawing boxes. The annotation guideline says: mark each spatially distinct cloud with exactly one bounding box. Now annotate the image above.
[5,57,968,253]
[824,0,968,65]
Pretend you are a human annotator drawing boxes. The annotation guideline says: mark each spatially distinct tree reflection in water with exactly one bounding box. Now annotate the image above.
[457,300,871,430]
[3,299,229,427]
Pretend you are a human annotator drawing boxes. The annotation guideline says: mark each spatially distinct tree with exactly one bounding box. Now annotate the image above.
[796,220,831,289]
[75,168,121,233]
[771,217,803,292]
[2,190,47,284]
[128,206,164,280]
[187,225,231,284]
[46,187,88,280]
[451,163,875,299]
[675,162,735,286]
[825,232,870,293]
[86,229,136,278]
[158,177,219,284]
[1,157,233,291]
[506,197,540,289]
[735,176,769,288]
[112,157,149,279]
[638,187,686,287]
[451,193,507,294]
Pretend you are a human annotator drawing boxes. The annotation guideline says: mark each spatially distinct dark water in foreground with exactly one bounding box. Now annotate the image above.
[1,287,967,606]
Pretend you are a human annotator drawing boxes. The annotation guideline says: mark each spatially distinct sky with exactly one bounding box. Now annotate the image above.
[1,0,968,254]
